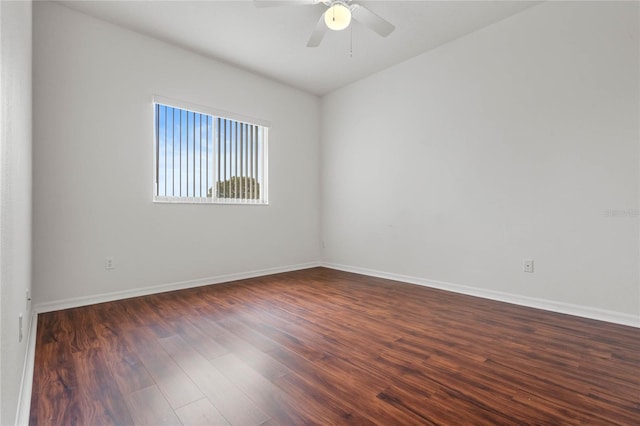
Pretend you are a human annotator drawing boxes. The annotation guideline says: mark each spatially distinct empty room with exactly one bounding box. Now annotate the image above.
[1,0,639,425]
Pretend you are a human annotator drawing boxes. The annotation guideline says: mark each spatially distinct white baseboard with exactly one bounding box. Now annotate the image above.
[34,261,321,314]
[15,310,37,426]
[322,262,640,328]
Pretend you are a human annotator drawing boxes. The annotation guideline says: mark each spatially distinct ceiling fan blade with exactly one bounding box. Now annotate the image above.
[307,13,327,47]
[254,0,318,7]
[350,4,395,37]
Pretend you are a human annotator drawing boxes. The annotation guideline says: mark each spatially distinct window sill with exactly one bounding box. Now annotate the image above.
[153,196,268,205]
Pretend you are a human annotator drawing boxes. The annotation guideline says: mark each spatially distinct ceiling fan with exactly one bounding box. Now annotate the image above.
[255,0,395,47]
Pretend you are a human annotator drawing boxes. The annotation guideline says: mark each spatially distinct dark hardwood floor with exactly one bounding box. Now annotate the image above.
[30,267,640,425]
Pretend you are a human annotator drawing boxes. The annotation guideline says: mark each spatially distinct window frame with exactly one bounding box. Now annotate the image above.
[152,96,269,205]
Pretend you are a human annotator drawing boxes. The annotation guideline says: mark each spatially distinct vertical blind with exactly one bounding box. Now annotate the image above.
[154,103,268,204]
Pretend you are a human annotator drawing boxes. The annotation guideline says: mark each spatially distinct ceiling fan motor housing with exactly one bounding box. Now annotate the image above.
[324,1,352,31]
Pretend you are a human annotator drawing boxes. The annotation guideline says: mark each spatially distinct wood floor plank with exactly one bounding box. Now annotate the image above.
[174,398,230,426]
[273,371,377,425]
[216,316,282,352]
[168,316,230,360]
[122,327,204,410]
[30,267,640,425]
[232,344,291,382]
[269,346,426,425]
[30,339,81,426]
[209,353,313,425]
[158,334,270,425]
[29,387,81,426]
[71,348,135,425]
[126,385,182,426]
[104,343,155,396]
[194,316,293,381]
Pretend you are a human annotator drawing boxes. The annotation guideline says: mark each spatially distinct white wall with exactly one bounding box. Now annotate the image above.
[0,1,32,424]
[33,2,320,305]
[321,1,640,319]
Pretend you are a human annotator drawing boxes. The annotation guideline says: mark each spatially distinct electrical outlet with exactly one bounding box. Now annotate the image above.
[19,313,23,342]
[105,257,115,270]
[523,259,534,273]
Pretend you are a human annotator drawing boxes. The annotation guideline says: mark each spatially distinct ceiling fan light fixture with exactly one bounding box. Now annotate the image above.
[324,3,351,31]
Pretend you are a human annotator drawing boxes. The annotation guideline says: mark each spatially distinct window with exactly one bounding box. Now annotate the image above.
[153,97,268,204]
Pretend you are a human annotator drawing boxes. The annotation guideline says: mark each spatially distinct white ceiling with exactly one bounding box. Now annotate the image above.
[58,0,540,95]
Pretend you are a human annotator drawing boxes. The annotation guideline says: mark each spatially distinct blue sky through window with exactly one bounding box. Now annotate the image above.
[156,104,264,199]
